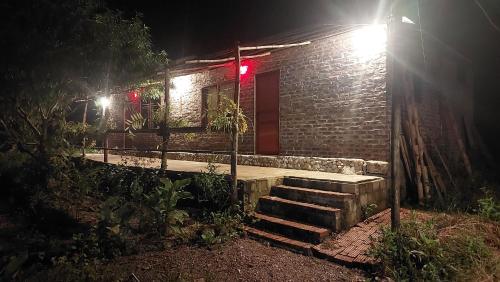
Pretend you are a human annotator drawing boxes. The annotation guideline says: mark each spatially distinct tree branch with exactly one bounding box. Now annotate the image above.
[17,107,42,137]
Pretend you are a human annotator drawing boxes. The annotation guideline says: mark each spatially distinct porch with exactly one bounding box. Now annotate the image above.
[85,153,383,182]
[86,153,389,258]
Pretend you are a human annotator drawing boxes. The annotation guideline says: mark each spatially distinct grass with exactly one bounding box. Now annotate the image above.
[370,210,500,281]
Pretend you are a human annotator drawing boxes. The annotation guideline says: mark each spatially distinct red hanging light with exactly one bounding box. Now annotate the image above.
[128,90,139,101]
[240,64,249,75]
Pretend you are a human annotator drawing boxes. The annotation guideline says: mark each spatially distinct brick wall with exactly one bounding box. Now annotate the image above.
[109,26,390,161]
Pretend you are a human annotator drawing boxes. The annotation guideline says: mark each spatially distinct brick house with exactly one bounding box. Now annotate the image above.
[107,23,473,177]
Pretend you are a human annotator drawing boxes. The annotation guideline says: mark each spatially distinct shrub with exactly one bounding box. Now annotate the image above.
[200,208,243,246]
[193,162,231,212]
[361,203,378,220]
[370,212,500,281]
[477,188,500,222]
[143,178,192,236]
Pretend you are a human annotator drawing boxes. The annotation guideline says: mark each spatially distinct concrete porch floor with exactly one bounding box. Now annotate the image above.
[85,154,381,183]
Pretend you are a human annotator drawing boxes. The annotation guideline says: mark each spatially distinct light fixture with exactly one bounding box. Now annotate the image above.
[172,75,191,99]
[98,96,111,115]
[351,25,387,61]
[240,64,248,75]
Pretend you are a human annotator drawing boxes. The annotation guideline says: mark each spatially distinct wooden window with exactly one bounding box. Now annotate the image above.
[142,97,160,129]
[201,82,234,126]
[125,96,160,129]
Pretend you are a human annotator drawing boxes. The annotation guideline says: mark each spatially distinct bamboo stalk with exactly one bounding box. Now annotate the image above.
[445,107,473,176]
[400,135,413,182]
[431,140,455,193]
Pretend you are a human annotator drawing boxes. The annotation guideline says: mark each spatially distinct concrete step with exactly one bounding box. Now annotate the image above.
[257,196,341,231]
[270,185,355,209]
[283,177,356,193]
[283,176,386,196]
[244,226,313,255]
[254,213,331,244]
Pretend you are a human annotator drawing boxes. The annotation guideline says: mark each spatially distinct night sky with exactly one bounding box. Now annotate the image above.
[109,0,500,159]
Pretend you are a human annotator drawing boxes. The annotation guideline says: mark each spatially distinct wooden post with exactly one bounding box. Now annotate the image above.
[388,15,401,230]
[122,95,126,149]
[161,69,170,169]
[230,42,241,204]
[81,97,88,157]
[103,132,109,163]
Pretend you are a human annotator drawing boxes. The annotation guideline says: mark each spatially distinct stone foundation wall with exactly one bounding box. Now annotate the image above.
[165,152,388,176]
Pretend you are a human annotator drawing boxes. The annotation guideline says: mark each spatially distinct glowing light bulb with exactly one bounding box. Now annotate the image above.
[240,65,248,75]
[99,96,111,108]
[352,25,387,61]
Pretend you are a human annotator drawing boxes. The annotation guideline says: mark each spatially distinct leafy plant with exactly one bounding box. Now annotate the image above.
[361,203,378,220]
[200,208,243,246]
[477,188,500,221]
[208,95,248,136]
[143,178,193,235]
[125,112,146,132]
[193,161,231,212]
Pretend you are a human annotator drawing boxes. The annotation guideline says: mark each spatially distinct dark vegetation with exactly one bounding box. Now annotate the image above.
[0,0,244,280]
[0,155,245,280]
[370,178,500,281]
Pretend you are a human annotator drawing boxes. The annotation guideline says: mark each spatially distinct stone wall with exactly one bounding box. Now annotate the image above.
[109,26,390,162]
[164,152,388,176]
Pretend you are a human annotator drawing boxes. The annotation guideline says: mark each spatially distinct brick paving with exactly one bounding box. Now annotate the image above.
[312,208,412,268]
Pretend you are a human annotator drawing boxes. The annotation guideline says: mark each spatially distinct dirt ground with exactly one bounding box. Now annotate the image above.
[99,238,367,282]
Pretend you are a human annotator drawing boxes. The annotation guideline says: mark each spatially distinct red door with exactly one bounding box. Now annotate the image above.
[255,71,280,155]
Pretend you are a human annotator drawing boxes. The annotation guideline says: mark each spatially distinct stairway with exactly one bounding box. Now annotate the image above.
[245,176,387,254]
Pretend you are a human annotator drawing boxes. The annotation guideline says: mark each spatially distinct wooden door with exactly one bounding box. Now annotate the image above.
[255,71,280,155]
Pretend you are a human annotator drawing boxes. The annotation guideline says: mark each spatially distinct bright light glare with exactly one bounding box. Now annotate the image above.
[172,75,191,99]
[99,96,111,109]
[352,25,387,61]
[402,16,415,24]
[240,65,248,75]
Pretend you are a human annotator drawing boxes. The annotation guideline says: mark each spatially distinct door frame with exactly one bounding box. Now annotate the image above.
[253,69,280,155]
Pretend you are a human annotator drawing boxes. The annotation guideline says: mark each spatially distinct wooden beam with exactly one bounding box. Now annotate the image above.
[240,41,311,51]
[230,42,241,204]
[184,52,271,64]
[81,97,88,157]
[103,132,109,163]
[388,17,401,230]
[161,69,170,170]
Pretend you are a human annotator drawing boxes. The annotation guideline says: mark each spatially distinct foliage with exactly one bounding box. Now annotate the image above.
[370,212,500,281]
[208,95,248,138]
[0,0,167,180]
[193,161,231,212]
[139,83,165,101]
[200,208,243,246]
[361,203,378,220]
[477,188,500,221]
[125,112,147,132]
[143,178,193,235]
